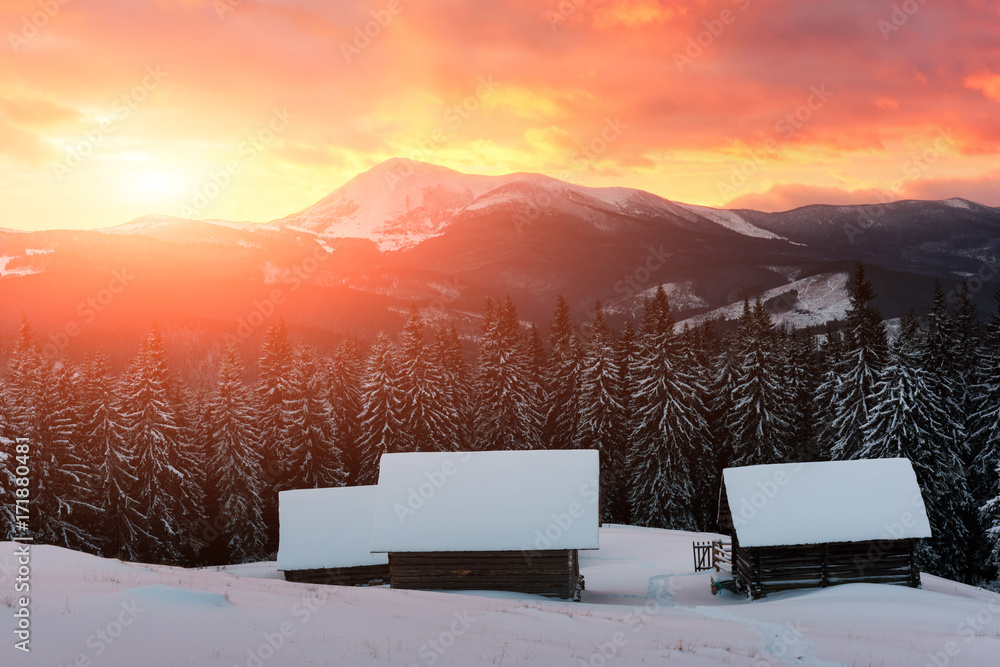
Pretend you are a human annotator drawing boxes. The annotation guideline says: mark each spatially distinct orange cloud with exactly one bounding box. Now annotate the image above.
[965,73,1000,102]
[0,0,998,230]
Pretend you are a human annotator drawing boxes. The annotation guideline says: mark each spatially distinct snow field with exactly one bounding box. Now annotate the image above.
[2,526,998,666]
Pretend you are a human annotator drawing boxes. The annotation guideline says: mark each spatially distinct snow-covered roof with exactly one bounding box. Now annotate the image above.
[371,450,600,553]
[277,485,388,571]
[723,459,932,548]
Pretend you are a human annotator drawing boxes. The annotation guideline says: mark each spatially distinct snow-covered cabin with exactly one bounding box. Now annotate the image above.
[277,485,389,586]
[719,458,932,598]
[371,450,600,600]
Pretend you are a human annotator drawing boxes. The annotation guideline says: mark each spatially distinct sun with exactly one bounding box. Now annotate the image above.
[129,168,189,201]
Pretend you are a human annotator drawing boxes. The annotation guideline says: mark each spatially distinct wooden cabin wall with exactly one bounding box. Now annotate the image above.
[733,539,919,599]
[283,563,390,587]
[388,549,581,600]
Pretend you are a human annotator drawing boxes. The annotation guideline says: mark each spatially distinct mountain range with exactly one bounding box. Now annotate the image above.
[2,158,999,356]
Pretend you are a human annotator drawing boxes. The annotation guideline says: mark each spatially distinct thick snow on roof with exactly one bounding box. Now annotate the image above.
[723,458,932,548]
[371,450,600,553]
[277,485,388,571]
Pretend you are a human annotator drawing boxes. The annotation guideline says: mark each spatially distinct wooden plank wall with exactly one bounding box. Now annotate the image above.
[282,563,390,587]
[733,539,919,598]
[389,550,582,600]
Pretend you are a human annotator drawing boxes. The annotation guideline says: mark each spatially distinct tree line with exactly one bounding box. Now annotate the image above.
[1,264,998,587]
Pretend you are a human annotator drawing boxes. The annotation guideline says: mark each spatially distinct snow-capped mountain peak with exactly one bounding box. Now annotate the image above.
[267,159,785,251]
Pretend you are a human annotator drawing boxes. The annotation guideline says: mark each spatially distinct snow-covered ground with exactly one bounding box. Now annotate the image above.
[682,272,851,330]
[3,526,998,666]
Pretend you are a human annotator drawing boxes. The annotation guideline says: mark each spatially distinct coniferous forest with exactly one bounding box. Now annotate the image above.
[2,264,999,588]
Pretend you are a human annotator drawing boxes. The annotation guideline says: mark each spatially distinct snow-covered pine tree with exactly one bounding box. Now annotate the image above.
[862,311,972,581]
[0,375,14,541]
[47,357,101,552]
[784,326,821,461]
[257,319,293,474]
[283,345,345,490]
[430,324,471,451]
[573,301,628,523]
[398,308,454,453]
[256,319,294,550]
[207,343,267,563]
[523,323,548,418]
[626,286,709,530]
[542,296,583,450]
[684,319,724,530]
[973,291,1000,582]
[826,262,888,460]
[726,299,795,466]
[949,283,991,583]
[811,324,845,460]
[81,349,145,560]
[473,297,542,451]
[5,323,96,551]
[121,324,205,563]
[357,333,405,483]
[328,338,365,483]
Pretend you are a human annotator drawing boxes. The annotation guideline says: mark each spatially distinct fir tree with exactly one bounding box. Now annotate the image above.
[473,297,542,451]
[573,302,628,522]
[255,320,293,549]
[627,287,709,530]
[974,292,1000,581]
[826,263,887,460]
[81,350,143,559]
[328,338,365,484]
[207,343,267,563]
[121,324,204,563]
[358,333,405,483]
[726,299,794,466]
[398,308,454,453]
[430,324,471,451]
[283,345,345,490]
[542,296,583,450]
[862,312,971,581]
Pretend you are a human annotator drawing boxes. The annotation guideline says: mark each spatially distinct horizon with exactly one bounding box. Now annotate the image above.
[2,1,999,231]
[5,156,995,234]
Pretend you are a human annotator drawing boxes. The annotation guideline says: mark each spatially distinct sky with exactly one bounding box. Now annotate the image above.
[1,0,999,231]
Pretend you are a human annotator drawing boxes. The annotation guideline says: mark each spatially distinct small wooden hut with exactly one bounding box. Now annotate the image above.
[277,485,389,586]
[719,458,931,599]
[370,450,600,600]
